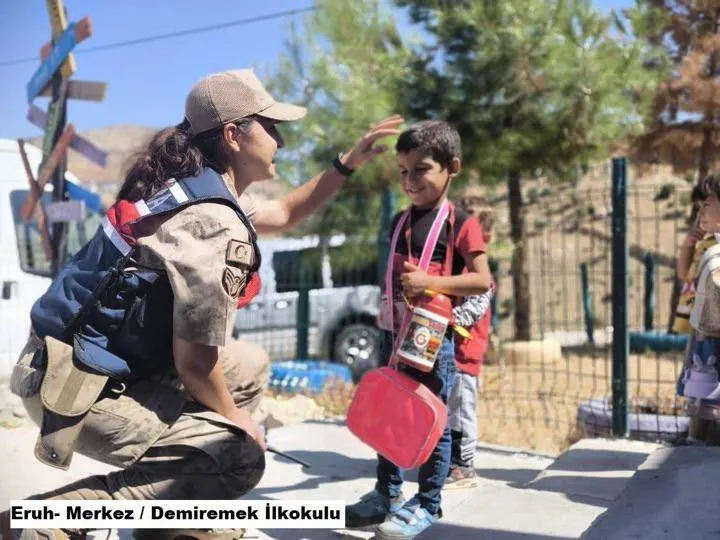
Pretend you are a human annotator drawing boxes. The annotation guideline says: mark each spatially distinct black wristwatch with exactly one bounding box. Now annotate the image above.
[332,153,354,177]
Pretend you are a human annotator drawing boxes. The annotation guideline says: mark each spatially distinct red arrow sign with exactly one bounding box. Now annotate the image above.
[17,139,54,261]
[21,123,76,221]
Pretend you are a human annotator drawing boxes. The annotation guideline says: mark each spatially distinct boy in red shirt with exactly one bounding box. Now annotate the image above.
[445,198,496,489]
[345,120,491,539]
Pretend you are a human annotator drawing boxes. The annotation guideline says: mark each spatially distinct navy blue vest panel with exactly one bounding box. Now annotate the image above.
[29,168,255,381]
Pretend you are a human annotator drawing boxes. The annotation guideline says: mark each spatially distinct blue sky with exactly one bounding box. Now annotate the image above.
[0,0,634,140]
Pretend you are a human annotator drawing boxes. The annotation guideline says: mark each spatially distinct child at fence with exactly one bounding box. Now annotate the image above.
[673,185,717,334]
[345,120,491,539]
[677,174,720,444]
[445,197,496,489]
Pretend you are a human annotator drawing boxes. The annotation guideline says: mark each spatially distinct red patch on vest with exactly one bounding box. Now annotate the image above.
[107,200,141,246]
[237,273,261,309]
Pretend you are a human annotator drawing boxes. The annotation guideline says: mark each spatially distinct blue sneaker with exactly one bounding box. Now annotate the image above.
[375,504,440,539]
[345,490,406,528]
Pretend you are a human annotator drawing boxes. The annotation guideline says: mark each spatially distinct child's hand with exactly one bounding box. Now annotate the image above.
[401,262,432,297]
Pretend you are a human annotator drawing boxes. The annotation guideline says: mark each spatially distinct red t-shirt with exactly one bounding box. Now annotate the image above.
[386,202,488,373]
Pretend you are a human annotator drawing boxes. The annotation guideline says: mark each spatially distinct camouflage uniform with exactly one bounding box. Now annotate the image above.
[9,185,269,502]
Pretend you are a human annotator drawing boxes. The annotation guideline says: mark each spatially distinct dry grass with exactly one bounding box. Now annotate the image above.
[266,378,356,417]
[283,346,686,456]
[477,347,685,454]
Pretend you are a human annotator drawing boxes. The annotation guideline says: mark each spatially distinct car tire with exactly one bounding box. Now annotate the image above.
[333,323,380,381]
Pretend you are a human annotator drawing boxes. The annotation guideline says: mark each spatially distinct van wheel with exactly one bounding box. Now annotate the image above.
[333,323,380,381]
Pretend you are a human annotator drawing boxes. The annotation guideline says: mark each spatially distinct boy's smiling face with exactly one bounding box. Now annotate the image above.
[397,149,460,208]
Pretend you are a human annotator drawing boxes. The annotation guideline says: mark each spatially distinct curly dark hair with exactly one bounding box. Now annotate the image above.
[395,120,462,170]
[117,117,253,201]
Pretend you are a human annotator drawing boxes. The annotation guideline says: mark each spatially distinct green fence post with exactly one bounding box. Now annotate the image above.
[644,253,655,332]
[611,157,629,437]
[489,258,500,332]
[296,267,310,360]
[580,263,594,344]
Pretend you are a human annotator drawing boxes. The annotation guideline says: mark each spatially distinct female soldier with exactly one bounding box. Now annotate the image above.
[2,69,401,540]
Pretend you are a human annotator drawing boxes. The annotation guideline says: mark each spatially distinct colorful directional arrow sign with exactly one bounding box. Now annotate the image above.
[46,0,76,79]
[40,79,107,101]
[27,105,108,167]
[26,16,92,103]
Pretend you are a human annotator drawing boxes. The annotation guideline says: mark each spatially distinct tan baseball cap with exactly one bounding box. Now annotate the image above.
[185,69,307,136]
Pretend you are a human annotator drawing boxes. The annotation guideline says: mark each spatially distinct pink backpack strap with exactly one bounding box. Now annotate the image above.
[389,200,451,366]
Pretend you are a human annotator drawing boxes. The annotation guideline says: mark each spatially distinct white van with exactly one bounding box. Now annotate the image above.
[0,138,103,377]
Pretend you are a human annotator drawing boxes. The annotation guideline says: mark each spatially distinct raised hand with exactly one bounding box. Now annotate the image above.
[342,115,404,170]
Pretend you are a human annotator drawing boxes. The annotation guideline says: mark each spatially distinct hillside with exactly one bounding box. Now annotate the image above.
[29,124,289,206]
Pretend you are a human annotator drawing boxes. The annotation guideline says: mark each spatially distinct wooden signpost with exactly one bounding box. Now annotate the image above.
[27,105,108,167]
[21,123,76,220]
[21,0,108,275]
[45,0,76,80]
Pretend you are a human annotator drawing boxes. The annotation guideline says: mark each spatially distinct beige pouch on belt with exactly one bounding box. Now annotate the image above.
[35,336,109,469]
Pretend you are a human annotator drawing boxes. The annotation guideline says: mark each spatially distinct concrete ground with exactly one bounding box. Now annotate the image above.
[582,445,720,540]
[0,414,662,540]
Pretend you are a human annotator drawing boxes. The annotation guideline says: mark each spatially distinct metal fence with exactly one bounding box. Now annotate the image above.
[476,164,692,453]
[241,163,695,454]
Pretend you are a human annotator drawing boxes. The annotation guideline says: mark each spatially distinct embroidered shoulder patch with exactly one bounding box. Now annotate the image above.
[226,239,253,268]
[222,267,244,298]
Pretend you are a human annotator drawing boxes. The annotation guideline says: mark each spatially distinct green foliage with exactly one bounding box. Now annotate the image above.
[267,0,410,239]
[395,0,658,183]
[653,183,676,201]
[679,191,691,207]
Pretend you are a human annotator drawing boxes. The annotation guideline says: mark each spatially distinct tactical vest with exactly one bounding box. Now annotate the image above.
[30,167,261,382]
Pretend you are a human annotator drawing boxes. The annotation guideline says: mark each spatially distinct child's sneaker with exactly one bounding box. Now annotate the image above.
[375,505,439,540]
[443,465,480,490]
[345,490,405,528]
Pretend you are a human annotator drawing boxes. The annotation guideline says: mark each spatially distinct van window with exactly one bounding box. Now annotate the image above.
[272,243,379,293]
[328,244,378,287]
[9,190,104,277]
[273,247,325,292]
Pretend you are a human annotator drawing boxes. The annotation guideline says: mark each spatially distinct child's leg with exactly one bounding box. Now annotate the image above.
[375,338,456,539]
[448,375,463,467]
[416,338,456,514]
[345,330,406,528]
[446,372,480,489]
[453,372,478,468]
[376,454,405,499]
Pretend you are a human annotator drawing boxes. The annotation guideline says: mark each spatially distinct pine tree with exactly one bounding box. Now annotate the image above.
[395,0,656,340]
[267,0,408,242]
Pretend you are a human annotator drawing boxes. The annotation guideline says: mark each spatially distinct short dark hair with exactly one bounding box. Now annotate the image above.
[458,196,494,232]
[693,183,708,204]
[700,174,720,201]
[395,120,462,170]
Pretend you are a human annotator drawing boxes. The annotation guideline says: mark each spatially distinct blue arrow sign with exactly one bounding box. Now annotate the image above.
[66,180,102,213]
[26,18,92,103]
